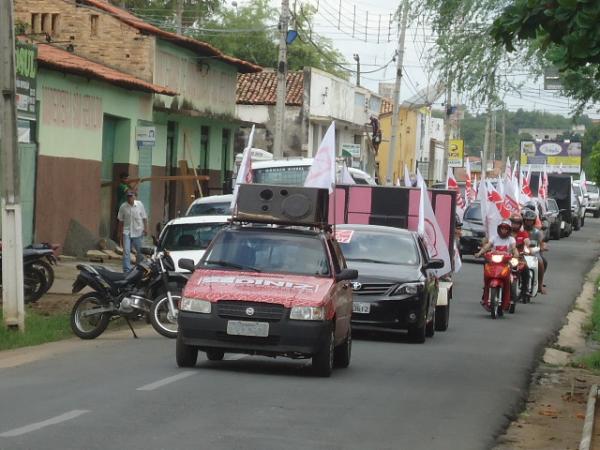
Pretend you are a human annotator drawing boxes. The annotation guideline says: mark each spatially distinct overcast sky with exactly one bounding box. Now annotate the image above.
[236,0,598,118]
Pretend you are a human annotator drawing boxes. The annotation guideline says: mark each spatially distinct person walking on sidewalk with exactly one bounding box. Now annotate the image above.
[117,191,148,272]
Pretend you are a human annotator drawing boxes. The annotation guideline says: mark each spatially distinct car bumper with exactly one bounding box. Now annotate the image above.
[460,236,484,255]
[351,295,426,330]
[178,310,330,357]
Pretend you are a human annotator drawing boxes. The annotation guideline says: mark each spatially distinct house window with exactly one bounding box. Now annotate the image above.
[51,14,60,34]
[41,13,51,33]
[31,13,41,33]
[90,15,99,36]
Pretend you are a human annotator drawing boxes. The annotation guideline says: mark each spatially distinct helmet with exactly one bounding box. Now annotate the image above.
[509,213,523,224]
[497,221,511,236]
[523,202,537,212]
[522,209,537,221]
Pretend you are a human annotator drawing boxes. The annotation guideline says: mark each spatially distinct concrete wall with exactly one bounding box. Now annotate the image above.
[376,108,418,183]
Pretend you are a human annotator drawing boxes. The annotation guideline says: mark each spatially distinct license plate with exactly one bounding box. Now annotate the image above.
[352,302,371,314]
[226,320,269,337]
[561,221,565,229]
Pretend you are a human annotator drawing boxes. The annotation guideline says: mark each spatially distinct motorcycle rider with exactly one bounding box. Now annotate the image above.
[523,208,548,294]
[510,213,530,292]
[475,221,519,258]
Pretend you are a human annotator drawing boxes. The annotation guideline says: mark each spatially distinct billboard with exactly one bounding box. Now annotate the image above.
[448,139,464,168]
[520,140,581,173]
[15,42,37,120]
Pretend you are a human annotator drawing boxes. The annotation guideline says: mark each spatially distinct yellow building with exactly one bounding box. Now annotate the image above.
[376,102,418,184]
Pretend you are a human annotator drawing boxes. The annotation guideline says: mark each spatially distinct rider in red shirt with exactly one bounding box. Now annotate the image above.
[510,213,530,251]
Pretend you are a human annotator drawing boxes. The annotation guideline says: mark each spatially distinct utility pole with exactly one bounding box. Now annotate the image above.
[481,112,490,181]
[175,0,184,35]
[441,74,453,182]
[490,110,497,162]
[385,0,409,186]
[501,108,506,167]
[273,0,290,159]
[1,0,25,331]
[353,54,360,87]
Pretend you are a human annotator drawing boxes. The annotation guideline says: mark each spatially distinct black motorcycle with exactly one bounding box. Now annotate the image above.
[0,247,56,303]
[70,249,188,339]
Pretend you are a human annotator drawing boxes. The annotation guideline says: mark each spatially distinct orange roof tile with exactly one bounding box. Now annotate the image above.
[79,0,261,73]
[237,71,304,106]
[37,43,177,96]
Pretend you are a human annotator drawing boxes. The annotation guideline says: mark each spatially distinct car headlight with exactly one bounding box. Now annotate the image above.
[180,297,211,314]
[392,282,423,296]
[289,306,325,321]
[461,229,473,237]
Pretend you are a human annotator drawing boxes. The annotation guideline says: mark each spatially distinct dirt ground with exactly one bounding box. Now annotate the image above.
[28,293,78,315]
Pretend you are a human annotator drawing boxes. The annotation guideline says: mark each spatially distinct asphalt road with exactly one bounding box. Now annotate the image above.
[1,220,600,450]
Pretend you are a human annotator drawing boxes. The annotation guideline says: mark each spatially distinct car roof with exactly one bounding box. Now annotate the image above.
[164,215,231,226]
[252,158,314,169]
[188,194,233,206]
[337,223,417,238]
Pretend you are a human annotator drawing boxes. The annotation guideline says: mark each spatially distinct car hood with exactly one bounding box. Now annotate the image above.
[169,250,206,273]
[345,261,422,283]
[183,269,335,307]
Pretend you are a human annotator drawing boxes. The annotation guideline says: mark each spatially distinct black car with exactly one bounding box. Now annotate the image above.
[544,197,562,240]
[336,224,443,343]
[460,202,486,255]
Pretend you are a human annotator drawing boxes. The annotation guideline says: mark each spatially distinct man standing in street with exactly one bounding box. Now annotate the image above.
[117,191,148,272]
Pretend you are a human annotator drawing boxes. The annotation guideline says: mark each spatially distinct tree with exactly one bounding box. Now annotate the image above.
[492,0,600,114]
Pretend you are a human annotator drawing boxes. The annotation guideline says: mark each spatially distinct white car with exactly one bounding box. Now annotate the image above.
[575,180,600,218]
[157,215,229,271]
[186,194,232,216]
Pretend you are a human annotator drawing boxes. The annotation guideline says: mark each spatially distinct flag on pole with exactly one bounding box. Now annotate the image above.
[230,125,255,211]
[465,158,475,203]
[481,181,504,239]
[504,157,512,180]
[488,181,511,220]
[404,164,412,187]
[542,166,549,197]
[537,171,546,200]
[447,168,465,219]
[521,171,533,199]
[503,177,520,215]
[339,162,356,185]
[416,168,426,188]
[305,122,336,193]
[581,170,587,194]
[473,174,479,200]
[512,160,519,180]
[418,182,451,276]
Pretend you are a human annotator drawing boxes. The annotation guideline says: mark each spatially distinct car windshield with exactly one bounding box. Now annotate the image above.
[547,199,559,212]
[187,202,231,216]
[253,166,310,185]
[338,229,419,266]
[159,222,227,251]
[201,229,330,276]
[464,203,482,222]
[587,184,599,194]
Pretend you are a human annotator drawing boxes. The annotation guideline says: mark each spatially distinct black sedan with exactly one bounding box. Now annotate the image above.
[460,202,486,255]
[336,224,443,343]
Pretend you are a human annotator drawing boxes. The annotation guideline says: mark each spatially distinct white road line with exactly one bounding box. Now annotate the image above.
[136,371,196,391]
[0,410,90,438]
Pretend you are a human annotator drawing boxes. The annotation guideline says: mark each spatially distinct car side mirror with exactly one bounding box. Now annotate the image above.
[426,259,444,270]
[336,268,358,282]
[178,258,196,272]
[140,246,156,256]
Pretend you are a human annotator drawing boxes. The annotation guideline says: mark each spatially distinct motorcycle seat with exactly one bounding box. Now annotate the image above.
[93,266,129,283]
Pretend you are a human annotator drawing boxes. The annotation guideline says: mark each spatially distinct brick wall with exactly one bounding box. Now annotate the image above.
[15,0,155,82]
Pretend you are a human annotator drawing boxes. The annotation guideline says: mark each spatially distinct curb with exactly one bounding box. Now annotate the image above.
[580,384,598,450]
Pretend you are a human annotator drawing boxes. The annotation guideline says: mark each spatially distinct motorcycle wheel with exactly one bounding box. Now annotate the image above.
[24,266,48,304]
[70,293,110,339]
[490,287,499,319]
[150,290,181,339]
[31,260,55,293]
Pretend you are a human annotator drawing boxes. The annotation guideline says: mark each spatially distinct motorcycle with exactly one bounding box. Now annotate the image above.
[520,245,540,304]
[482,251,520,318]
[70,249,188,339]
[0,248,56,303]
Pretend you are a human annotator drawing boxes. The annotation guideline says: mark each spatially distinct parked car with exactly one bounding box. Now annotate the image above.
[336,224,443,343]
[544,197,563,240]
[459,201,486,255]
[575,180,600,218]
[571,190,585,231]
[186,194,233,216]
[572,184,587,226]
[156,215,229,271]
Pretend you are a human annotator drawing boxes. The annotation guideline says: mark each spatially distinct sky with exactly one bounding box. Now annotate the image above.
[245,0,599,119]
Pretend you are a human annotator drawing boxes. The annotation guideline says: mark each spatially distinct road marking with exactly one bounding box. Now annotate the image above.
[136,371,196,391]
[0,410,90,437]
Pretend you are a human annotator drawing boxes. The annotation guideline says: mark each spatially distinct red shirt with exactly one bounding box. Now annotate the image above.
[513,230,529,249]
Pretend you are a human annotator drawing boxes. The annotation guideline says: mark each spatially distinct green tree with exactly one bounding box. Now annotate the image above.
[588,142,600,184]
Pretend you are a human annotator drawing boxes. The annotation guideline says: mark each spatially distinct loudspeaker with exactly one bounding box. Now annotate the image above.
[236,184,329,226]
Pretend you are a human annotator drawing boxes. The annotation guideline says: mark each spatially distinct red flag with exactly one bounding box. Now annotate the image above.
[446,169,466,212]
[488,183,511,220]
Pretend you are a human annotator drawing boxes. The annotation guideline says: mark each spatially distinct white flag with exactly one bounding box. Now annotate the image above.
[404,164,412,187]
[305,122,336,193]
[339,162,356,185]
[581,170,587,193]
[418,183,452,276]
[454,241,462,272]
[504,157,512,180]
[230,125,255,211]
[416,168,426,188]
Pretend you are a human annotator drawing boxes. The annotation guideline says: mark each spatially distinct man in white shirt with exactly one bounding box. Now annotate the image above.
[117,191,148,272]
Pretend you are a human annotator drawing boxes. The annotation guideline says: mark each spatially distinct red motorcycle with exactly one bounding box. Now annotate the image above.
[482,251,521,318]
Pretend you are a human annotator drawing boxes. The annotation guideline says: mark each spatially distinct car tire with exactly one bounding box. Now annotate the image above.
[435,304,450,331]
[333,328,351,369]
[582,216,586,227]
[313,325,335,377]
[176,334,198,368]
[425,308,435,338]
[206,349,225,361]
[552,225,561,240]
[574,217,581,231]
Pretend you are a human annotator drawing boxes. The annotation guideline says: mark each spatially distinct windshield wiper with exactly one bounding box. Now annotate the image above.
[346,258,397,265]
[205,260,261,272]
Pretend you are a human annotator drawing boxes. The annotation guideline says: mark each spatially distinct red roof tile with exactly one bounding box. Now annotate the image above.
[79,0,261,73]
[37,43,177,96]
[237,71,304,106]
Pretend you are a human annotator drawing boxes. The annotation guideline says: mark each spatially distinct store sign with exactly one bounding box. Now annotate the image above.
[136,126,156,147]
[448,139,464,168]
[341,143,361,158]
[520,140,581,173]
[15,42,37,119]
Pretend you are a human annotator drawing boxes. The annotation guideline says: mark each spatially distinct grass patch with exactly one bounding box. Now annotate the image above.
[576,353,600,372]
[0,308,72,351]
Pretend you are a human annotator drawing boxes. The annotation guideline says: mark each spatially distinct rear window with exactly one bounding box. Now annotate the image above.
[187,202,231,216]
[464,203,482,222]
[159,222,227,251]
[338,229,418,265]
[201,229,330,276]
[546,199,559,212]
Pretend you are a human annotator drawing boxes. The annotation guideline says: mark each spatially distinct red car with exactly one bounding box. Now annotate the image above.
[176,224,357,377]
